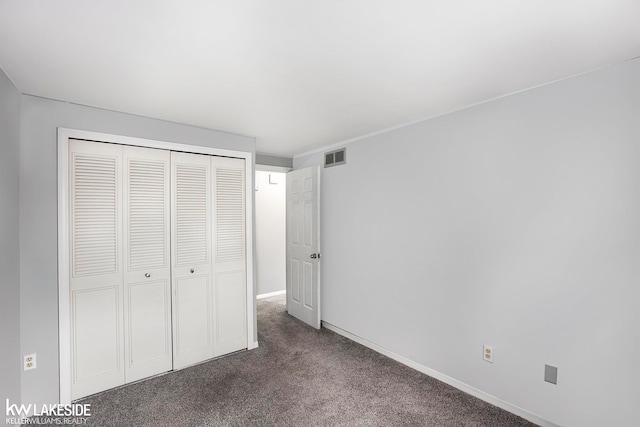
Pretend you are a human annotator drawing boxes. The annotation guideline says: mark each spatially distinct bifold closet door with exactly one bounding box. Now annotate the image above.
[211,157,247,356]
[69,140,248,398]
[212,157,248,355]
[171,151,214,369]
[70,141,173,399]
[123,146,172,382]
[69,140,125,400]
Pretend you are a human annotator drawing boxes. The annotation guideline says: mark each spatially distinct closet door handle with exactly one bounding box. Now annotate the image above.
[190,268,195,274]
[145,273,151,278]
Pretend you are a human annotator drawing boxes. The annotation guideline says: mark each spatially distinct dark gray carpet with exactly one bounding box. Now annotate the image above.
[33,295,537,426]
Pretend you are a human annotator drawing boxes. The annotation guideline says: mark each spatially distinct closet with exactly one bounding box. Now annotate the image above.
[68,139,247,400]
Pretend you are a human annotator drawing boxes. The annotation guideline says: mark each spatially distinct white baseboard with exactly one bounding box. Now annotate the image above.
[248,341,259,350]
[321,321,558,427]
[256,290,286,299]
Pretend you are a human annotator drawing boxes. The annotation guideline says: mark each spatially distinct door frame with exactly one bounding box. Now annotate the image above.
[57,127,257,404]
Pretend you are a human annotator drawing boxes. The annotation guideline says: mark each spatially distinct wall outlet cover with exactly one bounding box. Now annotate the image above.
[24,353,37,371]
[483,345,494,363]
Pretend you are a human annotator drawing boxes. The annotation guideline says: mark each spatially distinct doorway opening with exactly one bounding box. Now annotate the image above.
[255,167,288,300]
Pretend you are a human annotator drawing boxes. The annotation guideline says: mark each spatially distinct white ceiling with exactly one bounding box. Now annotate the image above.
[1,1,639,157]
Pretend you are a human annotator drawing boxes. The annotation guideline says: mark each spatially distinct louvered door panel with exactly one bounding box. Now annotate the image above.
[216,168,244,263]
[123,146,172,383]
[128,159,166,270]
[176,164,209,266]
[69,140,125,400]
[72,156,118,277]
[211,156,247,356]
[171,151,214,368]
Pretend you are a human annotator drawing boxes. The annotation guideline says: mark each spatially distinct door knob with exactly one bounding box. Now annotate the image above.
[310,253,321,259]
[190,268,195,273]
[145,273,151,278]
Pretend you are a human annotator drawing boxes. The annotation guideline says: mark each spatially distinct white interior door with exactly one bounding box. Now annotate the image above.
[69,140,125,400]
[123,146,172,382]
[171,151,214,369]
[211,156,248,356]
[286,166,321,329]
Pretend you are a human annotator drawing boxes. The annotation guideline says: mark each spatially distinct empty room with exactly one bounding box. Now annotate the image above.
[1,1,639,426]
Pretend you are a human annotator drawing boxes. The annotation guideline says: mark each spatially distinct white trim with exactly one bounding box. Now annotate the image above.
[256,290,286,299]
[244,152,256,353]
[321,321,559,427]
[57,127,257,405]
[58,127,246,158]
[57,131,71,405]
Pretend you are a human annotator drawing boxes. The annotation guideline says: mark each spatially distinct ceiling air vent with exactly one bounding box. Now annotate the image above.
[324,148,346,168]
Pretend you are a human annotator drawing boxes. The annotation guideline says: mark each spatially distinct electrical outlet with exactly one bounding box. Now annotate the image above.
[483,345,494,363]
[24,353,36,371]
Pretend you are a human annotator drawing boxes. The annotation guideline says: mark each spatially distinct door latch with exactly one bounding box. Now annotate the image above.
[310,253,321,259]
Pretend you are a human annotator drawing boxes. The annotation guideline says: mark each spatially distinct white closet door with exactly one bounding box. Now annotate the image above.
[123,146,172,382]
[69,140,125,400]
[171,151,214,368]
[212,157,248,356]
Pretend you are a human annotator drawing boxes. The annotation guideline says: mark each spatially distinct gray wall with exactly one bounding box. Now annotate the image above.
[255,171,286,295]
[256,153,293,168]
[294,58,640,427]
[0,69,21,426]
[19,95,256,408]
